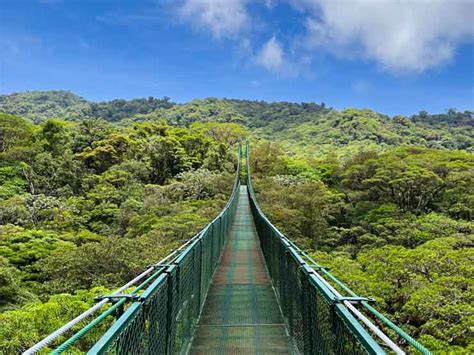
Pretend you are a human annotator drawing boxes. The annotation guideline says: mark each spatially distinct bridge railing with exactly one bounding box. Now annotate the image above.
[245,141,431,355]
[26,145,241,354]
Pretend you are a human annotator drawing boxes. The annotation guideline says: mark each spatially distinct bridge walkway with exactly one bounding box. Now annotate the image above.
[189,186,293,354]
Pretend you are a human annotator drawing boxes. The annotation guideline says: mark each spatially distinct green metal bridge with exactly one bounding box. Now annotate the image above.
[25,143,430,355]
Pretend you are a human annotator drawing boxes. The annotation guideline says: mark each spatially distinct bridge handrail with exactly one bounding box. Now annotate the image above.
[25,144,242,354]
[245,140,431,355]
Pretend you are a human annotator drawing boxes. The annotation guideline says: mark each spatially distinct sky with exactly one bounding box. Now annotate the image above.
[0,0,473,116]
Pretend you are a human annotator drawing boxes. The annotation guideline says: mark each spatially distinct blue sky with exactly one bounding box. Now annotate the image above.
[0,0,473,116]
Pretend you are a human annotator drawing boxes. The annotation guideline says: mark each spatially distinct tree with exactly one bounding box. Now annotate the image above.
[146,136,191,184]
[39,119,72,155]
[190,122,248,146]
[0,166,28,199]
[71,119,115,153]
[0,257,33,311]
[0,226,72,268]
[0,114,35,153]
[77,133,131,173]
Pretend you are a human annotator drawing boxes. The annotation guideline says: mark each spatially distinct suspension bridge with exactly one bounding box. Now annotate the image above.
[25,143,430,354]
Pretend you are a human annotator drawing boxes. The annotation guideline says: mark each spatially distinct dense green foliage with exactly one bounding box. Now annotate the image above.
[0,112,238,352]
[250,141,473,353]
[0,91,472,353]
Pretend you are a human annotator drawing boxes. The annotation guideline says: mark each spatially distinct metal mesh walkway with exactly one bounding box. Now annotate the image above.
[189,186,293,354]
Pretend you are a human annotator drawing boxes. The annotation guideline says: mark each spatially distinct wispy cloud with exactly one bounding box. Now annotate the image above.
[255,36,284,71]
[177,0,250,39]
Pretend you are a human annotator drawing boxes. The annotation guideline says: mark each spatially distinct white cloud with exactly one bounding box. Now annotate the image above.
[298,0,474,72]
[178,0,249,38]
[255,36,284,71]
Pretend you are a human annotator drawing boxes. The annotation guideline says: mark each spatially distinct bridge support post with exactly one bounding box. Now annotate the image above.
[301,270,314,354]
[164,265,178,354]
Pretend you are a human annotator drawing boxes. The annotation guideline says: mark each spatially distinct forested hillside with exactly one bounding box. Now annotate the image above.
[0,91,174,123]
[1,91,472,153]
[0,91,472,353]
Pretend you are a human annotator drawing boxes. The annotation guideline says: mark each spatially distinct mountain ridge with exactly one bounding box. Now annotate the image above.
[1,90,472,153]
